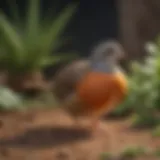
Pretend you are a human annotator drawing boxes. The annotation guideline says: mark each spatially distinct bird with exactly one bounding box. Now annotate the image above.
[53,40,128,135]
[53,59,91,104]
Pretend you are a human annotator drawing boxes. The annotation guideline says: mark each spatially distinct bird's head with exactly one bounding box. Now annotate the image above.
[90,40,125,65]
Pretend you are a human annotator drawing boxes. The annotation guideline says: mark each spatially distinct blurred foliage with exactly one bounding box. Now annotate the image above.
[151,125,160,137]
[130,113,158,128]
[100,152,113,160]
[22,91,59,109]
[154,148,160,158]
[0,0,77,74]
[100,146,149,160]
[112,38,160,126]
[0,85,23,111]
[119,146,148,159]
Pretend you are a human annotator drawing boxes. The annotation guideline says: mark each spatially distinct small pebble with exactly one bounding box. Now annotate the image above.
[0,147,9,157]
[56,148,72,160]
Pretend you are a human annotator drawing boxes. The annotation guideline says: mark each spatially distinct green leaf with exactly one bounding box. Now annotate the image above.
[0,86,23,111]
[0,1,78,74]
[0,12,23,64]
[40,53,79,67]
[25,0,40,40]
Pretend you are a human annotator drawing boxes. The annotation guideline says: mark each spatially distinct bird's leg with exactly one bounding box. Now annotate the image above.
[92,97,119,148]
[88,105,111,135]
[88,115,105,136]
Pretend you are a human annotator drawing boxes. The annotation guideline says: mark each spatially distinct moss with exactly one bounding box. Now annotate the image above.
[151,125,160,137]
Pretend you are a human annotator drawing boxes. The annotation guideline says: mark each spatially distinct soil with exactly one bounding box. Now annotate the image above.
[0,108,159,160]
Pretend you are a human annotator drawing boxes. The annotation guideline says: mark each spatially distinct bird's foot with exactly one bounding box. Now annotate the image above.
[71,118,87,131]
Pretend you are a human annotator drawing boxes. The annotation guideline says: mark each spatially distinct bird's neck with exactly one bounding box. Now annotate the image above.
[91,61,117,73]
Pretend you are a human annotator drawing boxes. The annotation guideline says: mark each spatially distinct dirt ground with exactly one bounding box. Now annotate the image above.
[0,108,159,160]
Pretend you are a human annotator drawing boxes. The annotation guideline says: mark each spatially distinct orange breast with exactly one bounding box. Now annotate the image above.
[76,72,127,109]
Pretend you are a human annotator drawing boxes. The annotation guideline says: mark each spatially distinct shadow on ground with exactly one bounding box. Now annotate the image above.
[0,126,91,149]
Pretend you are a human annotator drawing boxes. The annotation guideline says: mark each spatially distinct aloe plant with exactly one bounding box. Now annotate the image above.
[0,0,77,74]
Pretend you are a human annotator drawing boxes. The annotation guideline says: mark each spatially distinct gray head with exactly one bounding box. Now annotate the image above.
[90,40,125,64]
